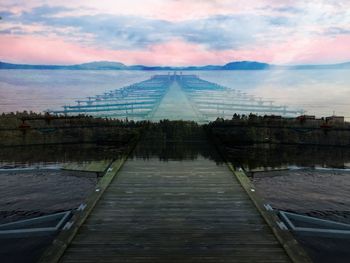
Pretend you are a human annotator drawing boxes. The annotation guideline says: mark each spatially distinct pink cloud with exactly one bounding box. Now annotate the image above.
[1,34,350,66]
[0,35,271,65]
[0,35,100,65]
[293,35,350,64]
[2,0,305,21]
[2,0,350,66]
[261,35,350,64]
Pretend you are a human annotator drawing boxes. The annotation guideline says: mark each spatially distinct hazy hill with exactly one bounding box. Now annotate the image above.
[223,61,270,70]
[1,60,350,70]
[73,61,127,70]
[291,62,350,70]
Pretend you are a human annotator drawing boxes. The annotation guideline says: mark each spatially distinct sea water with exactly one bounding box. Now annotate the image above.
[0,69,350,119]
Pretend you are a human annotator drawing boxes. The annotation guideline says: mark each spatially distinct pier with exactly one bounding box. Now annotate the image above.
[39,138,311,263]
[50,74,303,121]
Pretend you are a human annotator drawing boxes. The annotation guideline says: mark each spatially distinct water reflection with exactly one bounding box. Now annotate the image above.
[2,139,350,171]
[132,139,350,170]
[130,140,221,162]
[225,144,350,170]
[197,70,350,119]
[0,143,125,168]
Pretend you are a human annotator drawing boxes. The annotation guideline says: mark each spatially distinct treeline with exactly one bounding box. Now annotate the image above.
[0,112,142,146]
[207,114,350,146]
[0,111,142,129]
[142,120,205,141]
[131,120,216,161]
[0,113,205,147]
[2,112,350,147]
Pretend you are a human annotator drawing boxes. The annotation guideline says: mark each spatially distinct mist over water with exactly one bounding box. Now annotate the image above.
[195,70,350,119]
[0,69,349,119]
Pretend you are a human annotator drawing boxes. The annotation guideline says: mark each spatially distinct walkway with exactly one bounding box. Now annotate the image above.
[150,81,202,121]
[58,141,293,263]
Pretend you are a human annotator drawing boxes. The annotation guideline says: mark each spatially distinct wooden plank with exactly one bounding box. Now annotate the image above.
[212,140,313,263]
[62,160,113,173]
[56,148,293,263]
[37,138,139,263]
[39,136,313,263]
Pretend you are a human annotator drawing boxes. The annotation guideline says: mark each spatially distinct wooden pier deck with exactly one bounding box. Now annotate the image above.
[41,141,310,263]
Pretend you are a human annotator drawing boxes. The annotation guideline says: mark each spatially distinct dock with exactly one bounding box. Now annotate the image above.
[39,140,311,263]
[50,74,302,121]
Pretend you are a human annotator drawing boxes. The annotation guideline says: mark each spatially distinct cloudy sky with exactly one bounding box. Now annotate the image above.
[0,0,349,66]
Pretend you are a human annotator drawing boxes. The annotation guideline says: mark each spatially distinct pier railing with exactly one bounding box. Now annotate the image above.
[48,74,303,121]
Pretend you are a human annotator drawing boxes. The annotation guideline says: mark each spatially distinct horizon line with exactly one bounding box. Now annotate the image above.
[1,59,350,68]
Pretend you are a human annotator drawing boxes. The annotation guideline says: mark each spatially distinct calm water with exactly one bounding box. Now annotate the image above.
[0,69,350,118]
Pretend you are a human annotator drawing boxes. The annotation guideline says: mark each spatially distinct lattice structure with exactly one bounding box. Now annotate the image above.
[49,75,173,120]
[49,74,303,121]
[178,74,303,120]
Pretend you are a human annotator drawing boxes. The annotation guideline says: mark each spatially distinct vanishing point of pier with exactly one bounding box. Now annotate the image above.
[38,75,310,262]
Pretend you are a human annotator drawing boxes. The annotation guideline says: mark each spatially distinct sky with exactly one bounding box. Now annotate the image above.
[0,0,350,66]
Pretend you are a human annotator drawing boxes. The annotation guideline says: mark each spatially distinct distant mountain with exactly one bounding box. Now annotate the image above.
[290,62,350,70]
[0,61,127,70]
[0,61,69,70]
[73,61,127,70]
[223,61,270,70]
[1,60,350,70]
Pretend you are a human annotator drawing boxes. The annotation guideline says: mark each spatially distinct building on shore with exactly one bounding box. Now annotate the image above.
[326,115,345,124]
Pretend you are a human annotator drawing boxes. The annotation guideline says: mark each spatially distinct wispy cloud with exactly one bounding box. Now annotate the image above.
[0,1,350,65]
[324,27,350,36]
[0,6,296,50]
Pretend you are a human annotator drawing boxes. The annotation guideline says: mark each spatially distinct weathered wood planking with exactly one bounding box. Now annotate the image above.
[58,153,296,263]
[63,160,113,173]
